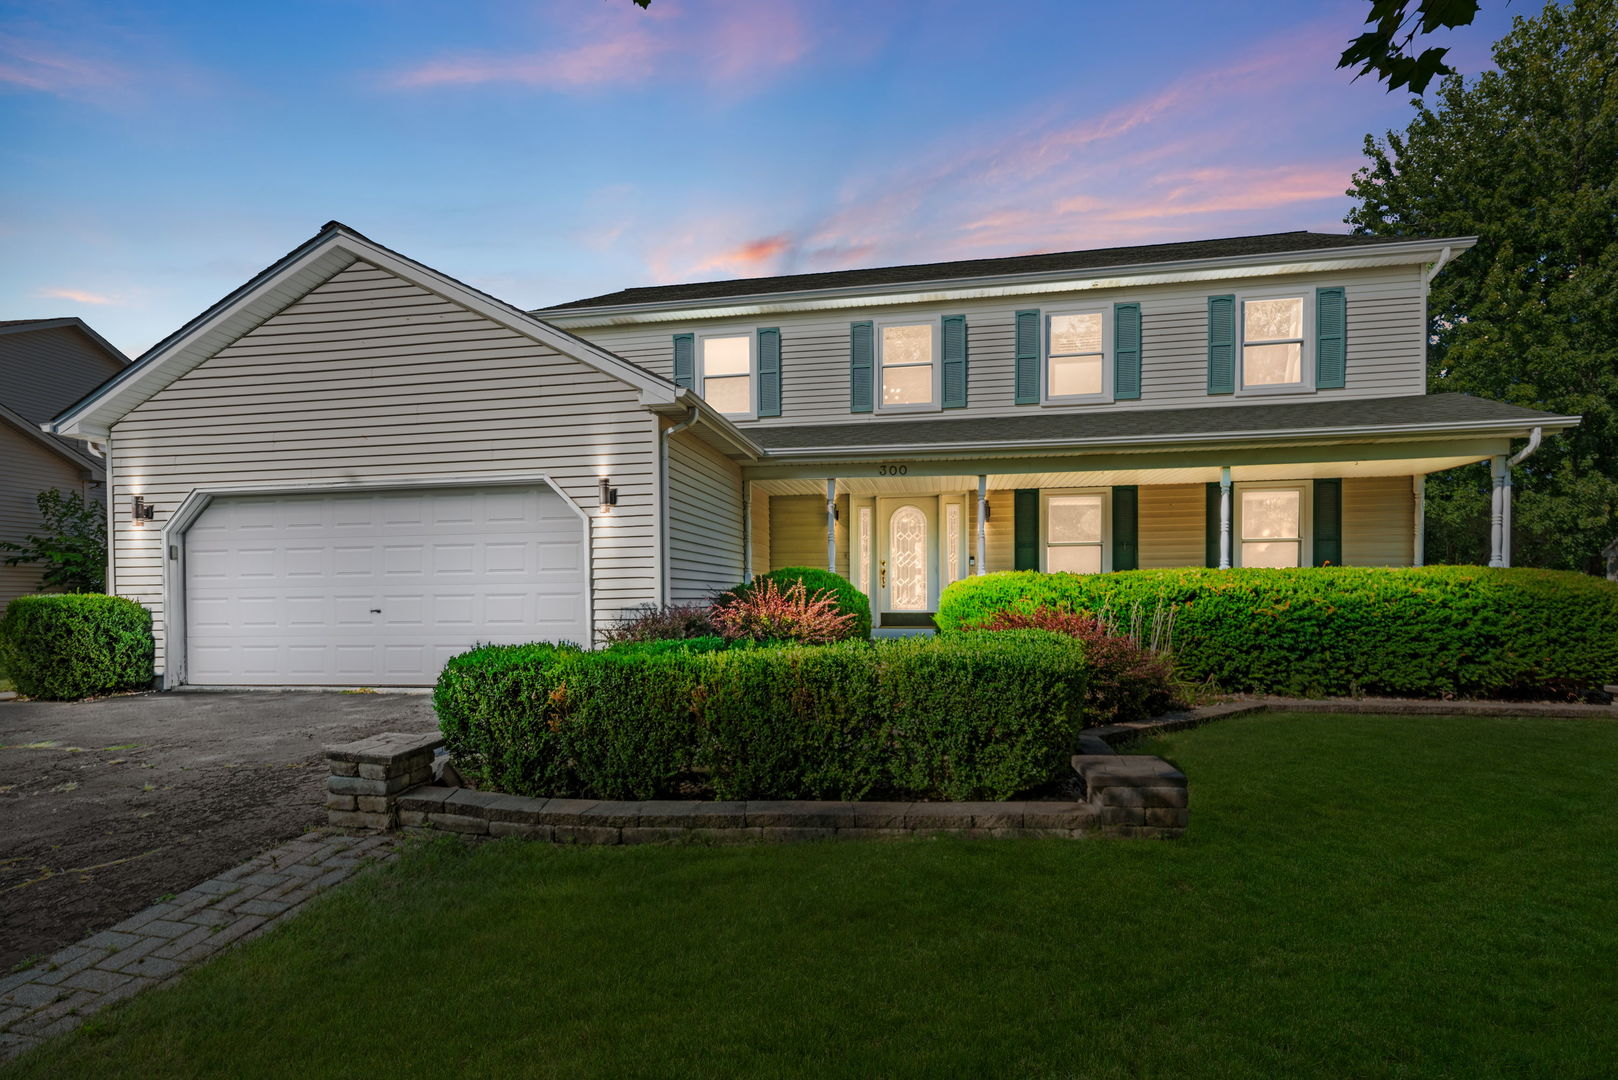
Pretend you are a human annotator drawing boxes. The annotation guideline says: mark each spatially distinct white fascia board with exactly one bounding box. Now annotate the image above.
[643,388,764,460]
[49,225,680,439]
[753,413,1579,461]
[539,237,1480,328]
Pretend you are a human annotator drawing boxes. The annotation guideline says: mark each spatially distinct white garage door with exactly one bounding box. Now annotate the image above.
[184,484,587,686]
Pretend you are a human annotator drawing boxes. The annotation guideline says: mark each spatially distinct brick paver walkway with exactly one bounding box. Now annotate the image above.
[0,830,395,1063]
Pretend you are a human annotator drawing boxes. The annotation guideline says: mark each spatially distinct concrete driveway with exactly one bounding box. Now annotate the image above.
[0,690,437,971]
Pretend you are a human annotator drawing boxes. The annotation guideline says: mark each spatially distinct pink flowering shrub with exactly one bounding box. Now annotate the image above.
[710,579,859,644]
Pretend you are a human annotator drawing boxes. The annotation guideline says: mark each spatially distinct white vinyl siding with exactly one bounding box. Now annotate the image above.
[1342,475,1416,566]
[750,488,770,578]
[667,430,745,602]
[574,265,1426,427]
[109,260,659,677]
[1138,484,1206,568]
[767,494,849,576]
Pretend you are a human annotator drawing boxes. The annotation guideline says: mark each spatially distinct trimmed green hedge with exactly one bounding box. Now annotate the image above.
[721,567,872,640]
[0,594,154,700]
[434,632,1087,801]
[935,567,1618,699]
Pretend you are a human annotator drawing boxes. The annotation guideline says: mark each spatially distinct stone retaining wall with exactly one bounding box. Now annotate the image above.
[324,731,444,830]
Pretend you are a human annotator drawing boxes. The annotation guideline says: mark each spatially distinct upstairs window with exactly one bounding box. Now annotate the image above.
[1046,308,1110,402]
[1241,296,1306,390]
[878,321,937,409]
[699,333,754,418]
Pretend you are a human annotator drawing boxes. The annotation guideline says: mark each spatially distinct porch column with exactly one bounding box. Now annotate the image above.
[826,478,837,573]
[1489,455,1508,568]
[976,475,988,576]
[1411,475,1425,567]
[1218,466,1233,570]
[742,480,753,583]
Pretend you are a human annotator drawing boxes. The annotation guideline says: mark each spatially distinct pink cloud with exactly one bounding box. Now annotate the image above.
[0,35,131,103]
[37,287,117,306]
[387,0,814,93]
[693,235,794,276]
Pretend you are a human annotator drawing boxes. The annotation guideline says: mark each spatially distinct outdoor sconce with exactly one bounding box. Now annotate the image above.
[132,496,155,526]
[598,477,618,514]
[982,503,991,521]
[828,503,839,521]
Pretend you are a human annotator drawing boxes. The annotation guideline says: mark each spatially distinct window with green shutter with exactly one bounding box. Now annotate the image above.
[1113,303,1142,401]
[849,321,873,413]
[1315,287,1347,389]
[672,333,695,390]
[757,327,781,417]
[1013,489,1040,570]
[941,314,967,409]
[1111,485,1138,570]
[1014,310,1040,405]
[1313,478,1342,565]
[1205,481,1222,567]
[1206,296,1235,395]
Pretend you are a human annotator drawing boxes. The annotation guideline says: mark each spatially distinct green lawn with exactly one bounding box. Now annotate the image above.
[16,712,1618,1079]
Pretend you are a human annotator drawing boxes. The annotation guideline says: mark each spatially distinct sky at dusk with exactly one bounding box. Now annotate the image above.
[1,0,1540,358]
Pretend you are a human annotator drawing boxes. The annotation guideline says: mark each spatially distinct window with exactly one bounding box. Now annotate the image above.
[945,502,961,584]
[877,321,937,409]
[698,333,754,417]
[1240,295,1306,390]
[1237,486,1305,567]
[1043,491,1107,573]
[856,506,873,596]
[1046,308,1110,401]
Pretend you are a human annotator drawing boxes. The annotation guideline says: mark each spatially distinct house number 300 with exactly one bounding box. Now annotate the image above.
[877,464,909,476]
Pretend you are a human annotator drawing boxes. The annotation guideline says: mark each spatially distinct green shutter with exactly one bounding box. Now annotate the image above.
[1113,303,1142,401]
[941,314,968,409]
[1111,485,1138,571]
[1014,489,1040,570]
[672,333,695,390]
[1014,310,1041,404]
[849,321,874,413]
[1205,482,1222,567]
[1313,478,1343,566]
[1315,287,1347,389]
[1207,295,1235,395]
[757,327,781,417]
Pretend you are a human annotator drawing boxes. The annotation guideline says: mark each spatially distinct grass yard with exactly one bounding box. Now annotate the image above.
[14,712,1618,1079]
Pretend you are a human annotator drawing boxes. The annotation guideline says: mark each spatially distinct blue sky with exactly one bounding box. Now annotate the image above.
[1,0,1535,357]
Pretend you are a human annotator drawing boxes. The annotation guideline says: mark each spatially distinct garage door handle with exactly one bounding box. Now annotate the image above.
[370,609,381,614]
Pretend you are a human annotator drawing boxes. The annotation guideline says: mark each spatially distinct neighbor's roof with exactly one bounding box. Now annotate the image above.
[545,231,1445,313]
[0,316,130,364]
[746,394,1576,458]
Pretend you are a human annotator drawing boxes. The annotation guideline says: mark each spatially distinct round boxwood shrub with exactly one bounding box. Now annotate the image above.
[719,567,871,640]
[0,594,154,700]
[935,566,1618,700]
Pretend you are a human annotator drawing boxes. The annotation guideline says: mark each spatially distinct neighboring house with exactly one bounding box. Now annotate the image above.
[45,223,1577,689]
[0,318,130,608]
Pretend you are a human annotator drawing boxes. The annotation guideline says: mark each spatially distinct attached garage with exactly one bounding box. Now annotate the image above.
[181,483,588,686]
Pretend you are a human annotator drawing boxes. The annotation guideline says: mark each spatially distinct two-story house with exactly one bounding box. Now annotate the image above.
[1,317,130,608]
[45,223,1576,688]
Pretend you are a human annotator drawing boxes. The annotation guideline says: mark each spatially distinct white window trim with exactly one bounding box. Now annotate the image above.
[1042,304,1114,406]
[1232,481,1312,568]
[1039,488,1112,574]
[695,328,758,420]
[874,316,941,413]
[1234,287,1315,397]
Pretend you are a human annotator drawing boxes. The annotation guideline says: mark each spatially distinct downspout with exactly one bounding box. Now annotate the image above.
[1499,426,1543,569]
[1423,245,1454,285]
[104,436,115,596]
[658,406,700,605]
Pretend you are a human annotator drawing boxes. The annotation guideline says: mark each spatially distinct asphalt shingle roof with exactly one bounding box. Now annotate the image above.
[745,393,1569,454]
[544,231,1425,312]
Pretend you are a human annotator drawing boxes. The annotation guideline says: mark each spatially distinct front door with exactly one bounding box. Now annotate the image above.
[876,496,939,613]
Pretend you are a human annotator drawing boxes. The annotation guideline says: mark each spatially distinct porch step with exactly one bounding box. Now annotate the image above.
[872,627,936,639]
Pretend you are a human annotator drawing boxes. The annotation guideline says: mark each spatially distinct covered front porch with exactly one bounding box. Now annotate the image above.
[742,437,1543,630]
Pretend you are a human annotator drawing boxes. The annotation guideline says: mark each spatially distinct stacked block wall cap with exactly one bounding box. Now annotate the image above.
[325,731,445,766]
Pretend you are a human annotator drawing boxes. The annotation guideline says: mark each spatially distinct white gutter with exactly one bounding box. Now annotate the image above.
[751,415,1580,461]
[657,405,701,604]
[1424,245,1455,285]
[1499,426,1543,569]
[1507,426,1543,467]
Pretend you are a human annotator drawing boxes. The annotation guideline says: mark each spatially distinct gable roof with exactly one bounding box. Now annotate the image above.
[0,316,130,368]
[543,231,1461,314]
[0,400,103,476]
[47,222,681,440]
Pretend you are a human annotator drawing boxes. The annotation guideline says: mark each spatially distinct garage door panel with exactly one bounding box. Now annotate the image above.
[185,485,587,686]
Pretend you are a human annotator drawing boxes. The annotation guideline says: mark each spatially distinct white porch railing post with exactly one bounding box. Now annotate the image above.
[826,478,837,573]
[1489,455,1507,567]
[1411,475,1425,567]
[976,475,988,576]
[1218,466,1233,570]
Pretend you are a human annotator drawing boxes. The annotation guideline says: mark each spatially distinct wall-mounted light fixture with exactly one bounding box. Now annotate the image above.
[598,477,618,514]
[982,502,991,521]
[132,496,155,526]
